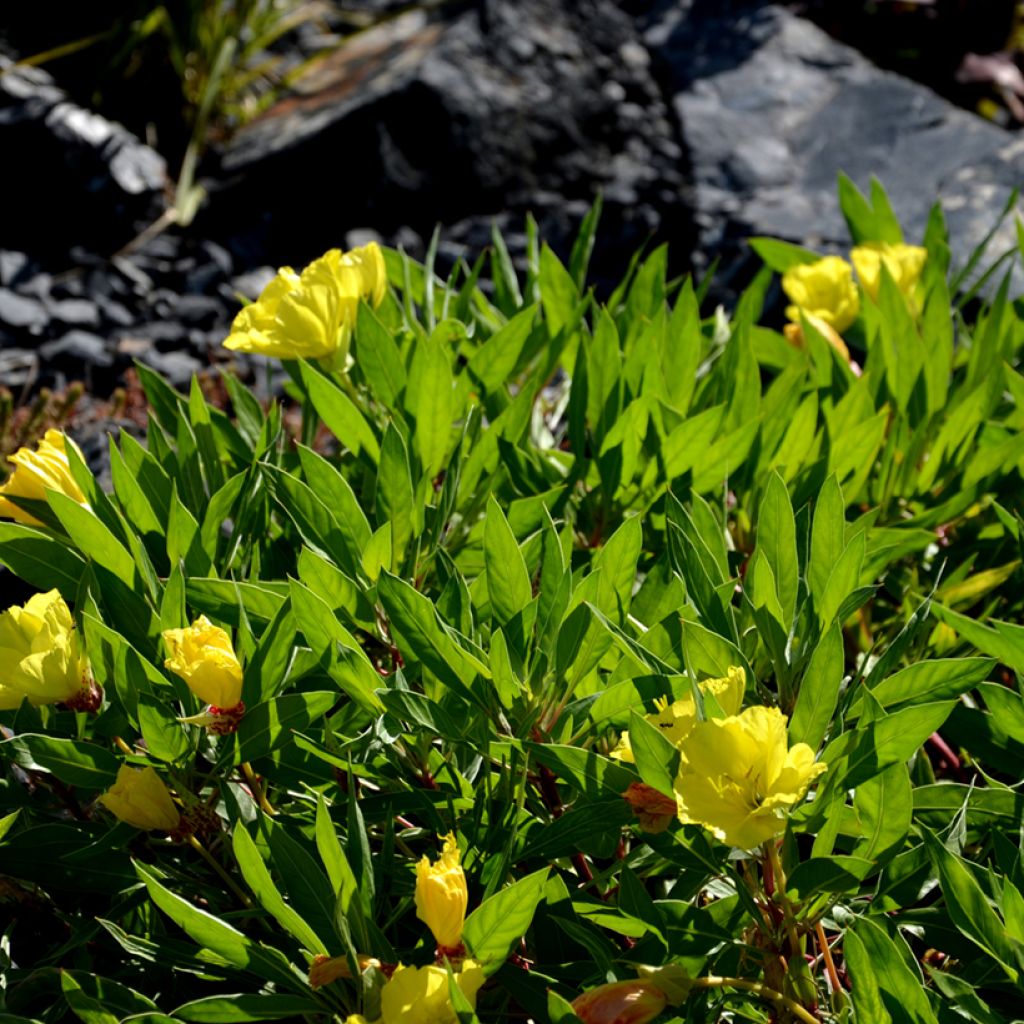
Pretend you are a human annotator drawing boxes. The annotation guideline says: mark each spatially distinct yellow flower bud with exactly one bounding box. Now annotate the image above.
[612,667,745,763]
[0,589,96,711]
[781,256,859,333]
[571,979,668,1024]
[0,430,89,527]
[415,833,468,951]
[850,242,927,302]
[223,243,387,370]
[309,953,382,989]
[782,315,851,362]
[673,705,827,849]
[99,765,182,832]
[163,616,244,711]
[379,962,485,1024]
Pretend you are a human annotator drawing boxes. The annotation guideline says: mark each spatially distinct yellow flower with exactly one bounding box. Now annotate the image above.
[0,589,95,711]
[163,616,244,711]
[850,242,927,302]
[611,667,745,763]
[99,765,182,832]
[223,243,387,370]
[415,833,468,951]
[379,962,485,1024]
[571,979,668,1024]
[0,430,89,527]
[782,256,859,333]
[673,706,825,849]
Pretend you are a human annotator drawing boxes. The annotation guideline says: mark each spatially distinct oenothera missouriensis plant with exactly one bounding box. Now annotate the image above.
[2,178,1024,1024]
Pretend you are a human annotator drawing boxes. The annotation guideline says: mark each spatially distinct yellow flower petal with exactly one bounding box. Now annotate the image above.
[414,833,468,950]
[0,430,89,527]
[379,962,484,1024]
[99,765,181,832]
[850,242,927,302]
[163,616,243,710]
[0,589,92,708]
[673,705,826,849]
[781,256,859,333]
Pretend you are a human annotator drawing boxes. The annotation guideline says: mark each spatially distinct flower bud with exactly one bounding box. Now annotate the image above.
[0,430,89,527]
[309,953,382,989]
[99,765,182,832]
[415,833,468,952]
[0,589,97,711]
[163,616,243,712]
[622,783,677,834]
[571,979,668,1024]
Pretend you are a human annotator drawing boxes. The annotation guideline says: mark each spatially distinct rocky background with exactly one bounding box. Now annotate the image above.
[2,0,1022,411]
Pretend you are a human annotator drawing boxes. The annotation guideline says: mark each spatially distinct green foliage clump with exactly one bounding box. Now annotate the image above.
[2,179,1024,1023]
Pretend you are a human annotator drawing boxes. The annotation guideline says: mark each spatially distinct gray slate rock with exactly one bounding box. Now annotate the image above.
[0,56,167,258]
[644,0,1024,292]
[208,0,692,288]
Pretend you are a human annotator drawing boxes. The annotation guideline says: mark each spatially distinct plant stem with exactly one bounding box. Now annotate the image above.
[815,919,843,997]
[691,976,820,1024]
[241,762,276,814]
[765,842,802,959]
[187,834,252,907]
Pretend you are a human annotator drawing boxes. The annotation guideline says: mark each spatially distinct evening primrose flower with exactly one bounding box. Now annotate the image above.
[0,430,89,527]
[673,705,826,849]
[611,667,745,763]
[0,589,97,712]
[379,962,485,1024]
[850,242,926,302]
[572,979,668,1024]
[782,256,859,333]
[223,243,387,370]
[415,833,468,951]
[99,765,183,832]
[163,616,244,713]
[308,953,382,989]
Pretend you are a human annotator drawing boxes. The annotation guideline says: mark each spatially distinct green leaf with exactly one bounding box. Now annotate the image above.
[808,475,845,609]
[753,473,798,626]
[784,856,874,897]
[138,695,191,764]
[2,735,119,789]
[0,522,86,596]
[231,692,338,765]
[299,362,380,462]
[484,496,532,625]
[790,621,843,750]
[173,995,324,1023]
[463,868,549,972]
[355,301,407,407]
[854,763,913,865]
[748,237,820,272]
[627,710,679,798]
[408,325,455,477]
[233,824,328,954]
[377,571,490,708]
[468,306,538,394]
[848,916,938,1024]
[921,827,1022,981]
[135,862,302,990]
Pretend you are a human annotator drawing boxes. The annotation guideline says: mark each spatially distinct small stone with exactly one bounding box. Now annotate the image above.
[39,330,114,368]
[0,288,47,330]
[47,298,101,328]
[0,348,40,388]
[230,266,276,300]
[138,348,202,387]
[176,293,224,328]
[96,296,135,327]
[0,251,33,288]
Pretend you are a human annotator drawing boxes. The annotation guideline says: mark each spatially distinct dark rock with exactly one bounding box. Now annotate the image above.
[39,330,113,368]
[0,251,34,288]
[175,293,225,328]
[205,0,693,289]
[230,267,277,301]
[95,296,135,328]
[47,298,101,329]
[0,57,167,259]
[138,348,203,388]
[643,0,1024,294]
[117,320,188,349]
[0,288,47,331]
